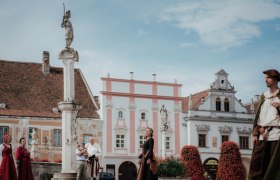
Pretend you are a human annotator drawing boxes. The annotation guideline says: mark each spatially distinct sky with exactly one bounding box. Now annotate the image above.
[1,0,280,104]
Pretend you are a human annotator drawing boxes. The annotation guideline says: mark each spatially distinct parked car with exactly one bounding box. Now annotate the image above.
[99,172,115,180]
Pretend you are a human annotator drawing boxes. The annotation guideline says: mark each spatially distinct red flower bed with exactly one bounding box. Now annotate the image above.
[180,145,205,180]
[216,141,245,180]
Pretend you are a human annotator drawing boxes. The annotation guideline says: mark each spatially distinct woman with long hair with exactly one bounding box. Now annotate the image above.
[137,127,158,180]
[0,133,18,180]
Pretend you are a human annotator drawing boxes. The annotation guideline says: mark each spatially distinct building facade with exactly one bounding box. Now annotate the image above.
[101,74,183,180]
[0,53,101,163]
[182,69,254,179]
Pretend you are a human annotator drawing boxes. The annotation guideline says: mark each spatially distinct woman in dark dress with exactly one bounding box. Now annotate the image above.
[137,127,158,180]
[0,133,18,180]
[16,137,34,180]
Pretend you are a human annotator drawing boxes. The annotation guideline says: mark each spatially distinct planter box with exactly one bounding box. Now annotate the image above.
[159,177,190,180]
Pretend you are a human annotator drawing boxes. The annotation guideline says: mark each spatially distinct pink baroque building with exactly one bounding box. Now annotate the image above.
[101,74,183,180]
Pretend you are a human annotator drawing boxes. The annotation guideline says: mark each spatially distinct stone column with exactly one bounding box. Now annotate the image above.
[160,105,168,158]
[161,129,166,158]
[53,48,80,180]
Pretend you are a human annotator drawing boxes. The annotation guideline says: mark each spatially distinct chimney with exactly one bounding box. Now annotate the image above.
[152,74,156,81]
[42,51,50,75]
[94,96,100,108]
[254,95,260,102]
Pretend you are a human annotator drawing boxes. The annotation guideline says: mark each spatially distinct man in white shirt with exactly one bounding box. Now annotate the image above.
[85,137,102,180]
[76,143,88,180]
[249,69,280,180]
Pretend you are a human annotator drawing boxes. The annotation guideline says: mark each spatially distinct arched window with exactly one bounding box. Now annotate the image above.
[224,98,230,112]
[118,111,123,119]
[141,112,146,120]
[216,97,221,111]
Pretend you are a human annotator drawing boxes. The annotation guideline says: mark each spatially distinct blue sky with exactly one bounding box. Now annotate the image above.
[1,0,280,103]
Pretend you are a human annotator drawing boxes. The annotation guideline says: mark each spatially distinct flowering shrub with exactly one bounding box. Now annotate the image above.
[216,141,245,180]
[180,145,205,180]
[54,159,62,163]
[30,158,50,162]
[157,156,186,177]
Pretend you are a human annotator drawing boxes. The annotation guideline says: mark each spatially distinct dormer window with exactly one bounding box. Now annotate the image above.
[224,98,230,112]
[118,111,123,119]
[216,97,221,111]
[141,112,146,120]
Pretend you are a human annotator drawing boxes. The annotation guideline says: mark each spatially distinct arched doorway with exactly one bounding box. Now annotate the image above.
[203,157,218,180]
[119,161,137,180]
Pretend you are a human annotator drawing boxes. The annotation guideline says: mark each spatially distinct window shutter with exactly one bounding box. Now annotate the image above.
[50,129,54,146]
[37,129,41,144]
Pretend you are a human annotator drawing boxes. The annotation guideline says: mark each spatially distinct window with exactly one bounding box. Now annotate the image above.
[28,127,38,145]
[239,136,249,149]
[54,129,62,147]
[83,134,92,144]
[116,135,125,148]
[166,137,170,150]
[139,135,145,148]
[0,126,8,144]
[224,98,229,112]
[216,97,221,111]
[141,112,146,120]
[118,111,123,119]
[221,135,229,143]
[198,134,206,147]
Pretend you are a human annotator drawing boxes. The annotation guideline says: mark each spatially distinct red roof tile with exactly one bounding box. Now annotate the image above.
[0,60,99,119]
[182,90,209,113]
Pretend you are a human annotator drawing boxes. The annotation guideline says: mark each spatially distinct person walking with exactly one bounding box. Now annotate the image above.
[249,69,280,180]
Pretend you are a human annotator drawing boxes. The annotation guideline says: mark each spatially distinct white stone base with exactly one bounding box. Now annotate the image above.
[52,173,77,180]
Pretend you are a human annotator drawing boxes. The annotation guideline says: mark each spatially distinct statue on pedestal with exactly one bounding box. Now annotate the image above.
[61,4,73,48]
[160,105,168,131]
[30,129,39,159]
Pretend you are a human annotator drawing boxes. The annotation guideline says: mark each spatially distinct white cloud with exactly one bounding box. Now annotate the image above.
[180,42,195,48]
[160,0,280,49]
[136,29,148,37]
[275,24,280,31]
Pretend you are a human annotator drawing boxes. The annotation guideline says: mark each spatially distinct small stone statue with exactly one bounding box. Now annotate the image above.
[61,4,73,48]
[31,129,39,145]
[160,105,168,131]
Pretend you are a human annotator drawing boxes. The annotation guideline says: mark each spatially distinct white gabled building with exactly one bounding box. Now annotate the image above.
[101,74,183,180]
[182,69,254,179]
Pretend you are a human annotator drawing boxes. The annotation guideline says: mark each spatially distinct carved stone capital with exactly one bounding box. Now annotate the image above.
[59,48,79,62]
[173,105,181,113]
[151,104,158,112]
[114,127,128,134]
[196,124,210,132]
[128,103,136,110]
[105,101,113,109]
[236,126,252,134]
[218,125,233,134]
[58,101,82,112]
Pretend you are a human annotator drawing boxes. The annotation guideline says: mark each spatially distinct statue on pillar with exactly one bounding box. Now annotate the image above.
[30,129,39,159]
[160,105,168,131]
[61,4,73,48]
[31,129,39,145]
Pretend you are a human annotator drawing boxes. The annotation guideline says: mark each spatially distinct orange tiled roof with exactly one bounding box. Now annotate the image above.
[182,90,209,113]
[0,60,99,119]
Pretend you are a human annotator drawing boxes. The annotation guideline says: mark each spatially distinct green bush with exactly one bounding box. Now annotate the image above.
[157,157,186,177]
